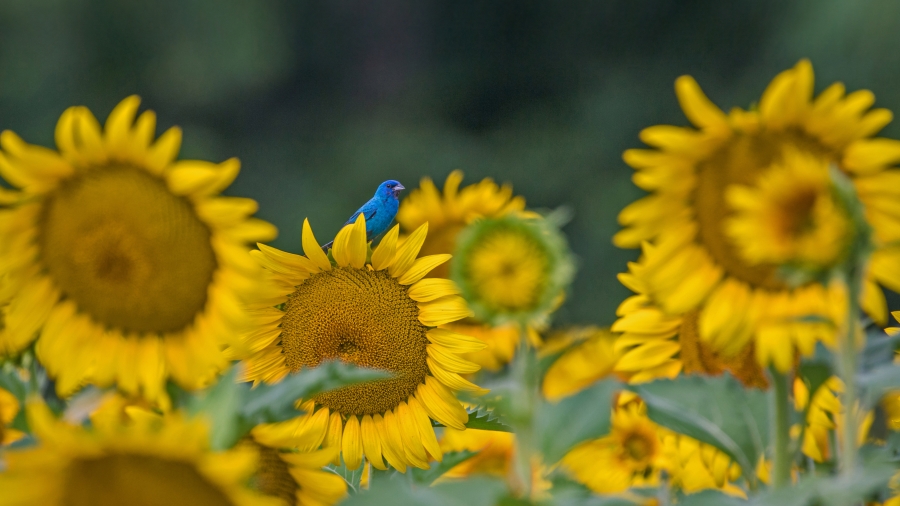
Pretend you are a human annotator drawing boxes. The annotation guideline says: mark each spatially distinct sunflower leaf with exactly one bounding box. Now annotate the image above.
[409,450,477,485]
[239,360,392,427]
[536,378,619,463]
[340,475,507,506]
[630,373,768,486]
[672,490,747,506]
[462,407,514,432]
[858,362,900,410]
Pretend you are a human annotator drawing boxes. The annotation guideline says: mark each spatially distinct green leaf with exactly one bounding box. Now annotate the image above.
[329,461,366,494]
[674,490,748,506]
[463,407,514,432]
[187,361,391,450]
[550,477,647,506]
[861,327,900,373]
[409,450,477,485]
[749,463,895,506]
[536,378,619,464]
[241,360,392,427]
[630,374,768,485]
[339,476,507,506]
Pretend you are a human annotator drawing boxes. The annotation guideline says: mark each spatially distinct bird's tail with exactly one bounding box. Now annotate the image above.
[321,240,334,252]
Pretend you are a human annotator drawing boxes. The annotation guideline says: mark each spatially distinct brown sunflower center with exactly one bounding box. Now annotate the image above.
[38,166,216,334]
[622,433,653,463]
[252,442,298,506]
[281,267,429,416]
[693,128,835,290]
[678,310,769,389]
[777,186,819,238]
[63,454,234,506]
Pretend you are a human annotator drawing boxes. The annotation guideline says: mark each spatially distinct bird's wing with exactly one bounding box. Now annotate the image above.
[344,200,379,226]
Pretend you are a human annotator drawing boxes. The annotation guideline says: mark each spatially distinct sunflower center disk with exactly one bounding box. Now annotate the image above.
[677,310,768,389]
[281,267,429,416]
[464,229,549,312]
[39,166,217,334]
[694,130,834,290]
[253,442,298,506]
[63,454,233,506]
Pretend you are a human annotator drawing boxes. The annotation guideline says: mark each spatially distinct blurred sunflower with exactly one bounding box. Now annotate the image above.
[452,214,574,329]
[541,326,622,401]
[249,424,347,506]
[662,434,744,497]
[793,376,873,463]
[438,427,551,499]
[562,395,665,493]
[0,386,24,446]
[615,60,894,370]
[0,96,276,401]
[0,402,279,506]
[239,217,487,472]
[612,258,768,387]
[398,171,527,370]
[397,170,526,277]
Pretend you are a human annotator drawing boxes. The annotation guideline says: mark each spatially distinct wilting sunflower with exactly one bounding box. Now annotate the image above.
[452,214,574,328]
[541,326,622,401]
[0,402,279,506]
[239,216,487,471]
[0,97,276,401]
[615,60,894,370]
[248,424,347,506]
[0,386,24,446]
[612,258,769,388]
[397,171,528,370]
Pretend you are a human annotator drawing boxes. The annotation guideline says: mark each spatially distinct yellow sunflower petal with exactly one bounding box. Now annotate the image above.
[371,224,399,271]
[389,222,428,278]
[398,254,452,285]
[302,218,331,272]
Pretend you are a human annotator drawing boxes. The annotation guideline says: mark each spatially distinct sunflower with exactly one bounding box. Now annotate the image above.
[615,59,900,370]
[397,171,528,370]
[249,424,347,506]
[725,149,851,269]
[239,216,487,471]
[562,395,665,494]
[397,170,526,278]
[0,402,280,506]
[794,376,874,463]
[0,386,24,446]
[0,97,276,402]
[662,433,745,497]
[612,258,769,388]
[541,326,622,401]
[438,427,552,499]
[452,214,574,329]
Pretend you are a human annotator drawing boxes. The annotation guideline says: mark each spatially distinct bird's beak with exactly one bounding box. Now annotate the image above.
[396,183,406,191]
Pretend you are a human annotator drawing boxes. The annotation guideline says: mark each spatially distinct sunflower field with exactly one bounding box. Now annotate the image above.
[3,3,900,506]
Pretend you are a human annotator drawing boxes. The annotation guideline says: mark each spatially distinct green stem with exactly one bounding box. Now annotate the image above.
[770,368,792,488]
[838,267,863,477]
[511,324,536,498]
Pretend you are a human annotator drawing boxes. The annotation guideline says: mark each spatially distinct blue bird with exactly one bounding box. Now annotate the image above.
[322,180,405,251]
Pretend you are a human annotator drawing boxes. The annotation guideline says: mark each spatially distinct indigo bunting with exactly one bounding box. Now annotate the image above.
[322,180,405,250]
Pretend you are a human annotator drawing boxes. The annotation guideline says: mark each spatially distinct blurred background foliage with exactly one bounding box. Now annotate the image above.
[1,0,898,325]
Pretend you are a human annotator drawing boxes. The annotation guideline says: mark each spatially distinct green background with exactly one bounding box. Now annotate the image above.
[1,0,897,325]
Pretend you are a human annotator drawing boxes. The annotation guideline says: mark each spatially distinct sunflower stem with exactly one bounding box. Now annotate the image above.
[770,367,792,489]
[511,324,536,498]
[837,266,862,478]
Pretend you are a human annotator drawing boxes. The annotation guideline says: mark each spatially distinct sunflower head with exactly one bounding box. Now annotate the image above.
[725,149,852,272]
[0,96,276,402]
[0,401,280,506]
[451,214,574,328]
[397,170,525,278]
[614,59,900,369]
[240,215,488,472]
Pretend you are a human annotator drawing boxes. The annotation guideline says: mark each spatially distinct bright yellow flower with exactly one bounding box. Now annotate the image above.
[562,397,665,494]
[438,427,552,500]
[0,97,276,402]
[661,433,745,497]
[249,424,347,506]
[0,402,279,506]
[397,170,525,279]
[541,327,622,401]
[615,60,890,370]
[398,171,529,370]
[612,259,769,388]
[725,149,851,268]
[0,386,24,446]
[794,376,873,463]
[237,216,487,472]
[452,214,574,328]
